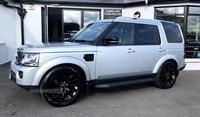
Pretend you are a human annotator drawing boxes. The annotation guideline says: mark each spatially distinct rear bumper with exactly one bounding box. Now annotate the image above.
[179,64,186,71]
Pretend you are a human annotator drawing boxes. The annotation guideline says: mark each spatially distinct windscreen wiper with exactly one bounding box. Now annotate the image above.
[73,40,93,43]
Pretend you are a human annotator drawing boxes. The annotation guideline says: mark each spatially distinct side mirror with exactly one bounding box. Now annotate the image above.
[102,36,119,45]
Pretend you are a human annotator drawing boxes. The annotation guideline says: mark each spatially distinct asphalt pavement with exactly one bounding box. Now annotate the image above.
[0,62,200,117]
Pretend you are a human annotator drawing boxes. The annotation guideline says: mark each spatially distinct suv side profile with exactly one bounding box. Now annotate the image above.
[10,17,186,107]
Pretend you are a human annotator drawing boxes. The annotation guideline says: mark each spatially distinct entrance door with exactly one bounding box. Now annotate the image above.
[186,16,200,58]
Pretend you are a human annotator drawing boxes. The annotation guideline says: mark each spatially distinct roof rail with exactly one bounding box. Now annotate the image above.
[113,16,138,22]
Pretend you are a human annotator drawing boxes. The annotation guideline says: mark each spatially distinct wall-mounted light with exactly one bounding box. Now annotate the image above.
[134,11,141,18]
[28,4,34,10]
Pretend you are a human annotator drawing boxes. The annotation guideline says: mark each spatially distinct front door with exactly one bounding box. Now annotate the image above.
[96,23,137,80]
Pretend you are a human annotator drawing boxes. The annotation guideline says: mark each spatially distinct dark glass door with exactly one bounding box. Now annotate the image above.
[186,16,200,58]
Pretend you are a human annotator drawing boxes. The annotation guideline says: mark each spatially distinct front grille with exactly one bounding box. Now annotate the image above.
[15,51,24,65]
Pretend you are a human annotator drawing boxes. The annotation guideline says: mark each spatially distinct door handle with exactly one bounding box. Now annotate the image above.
[126,48,135,53]
[158,47,165,52]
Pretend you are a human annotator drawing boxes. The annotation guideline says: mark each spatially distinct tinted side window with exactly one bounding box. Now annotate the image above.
[107,23,135,45]
[137,24,161,45]
[161,21,183,43]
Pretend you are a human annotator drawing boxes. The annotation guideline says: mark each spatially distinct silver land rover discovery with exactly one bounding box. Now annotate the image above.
[10,17,186,106]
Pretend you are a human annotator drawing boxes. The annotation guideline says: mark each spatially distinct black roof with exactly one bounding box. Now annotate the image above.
[12,0,143,4]
[12,0,200,6]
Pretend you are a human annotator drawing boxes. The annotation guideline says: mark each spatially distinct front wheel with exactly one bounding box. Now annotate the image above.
[40,66,84,107]
[155,61,178,89]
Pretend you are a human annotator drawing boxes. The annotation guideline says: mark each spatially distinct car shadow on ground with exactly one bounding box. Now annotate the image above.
[76,83,155,104]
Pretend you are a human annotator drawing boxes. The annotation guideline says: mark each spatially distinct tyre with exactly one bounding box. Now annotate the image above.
[155,61,178,89]
[40,66,84,107]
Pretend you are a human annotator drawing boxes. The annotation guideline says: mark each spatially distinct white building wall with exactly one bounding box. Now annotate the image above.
[123,5,154,19]
[0,0,18,63]
[23,4,43,45]
[0,3,44,64]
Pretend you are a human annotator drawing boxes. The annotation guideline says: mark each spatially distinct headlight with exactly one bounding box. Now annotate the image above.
[15,52,39,67]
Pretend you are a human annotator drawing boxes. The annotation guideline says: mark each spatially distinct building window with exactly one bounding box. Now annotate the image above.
[63,10,81,40]
[155,6,200,58]
[155,7,184,31]
[83,11,100,27]
[63,10,100,40]
[155,7,184,15]
[189,7,200,14]
[186,7,200,58]
[47,8,100,42]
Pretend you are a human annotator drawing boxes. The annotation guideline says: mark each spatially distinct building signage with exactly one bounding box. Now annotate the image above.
[104,9,122,19]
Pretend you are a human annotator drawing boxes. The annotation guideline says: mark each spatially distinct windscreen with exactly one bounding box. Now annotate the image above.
[71,22,111,41]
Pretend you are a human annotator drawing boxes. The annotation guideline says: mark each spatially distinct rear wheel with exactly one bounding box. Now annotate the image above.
[155,61,178,89]
[40,66,84,107]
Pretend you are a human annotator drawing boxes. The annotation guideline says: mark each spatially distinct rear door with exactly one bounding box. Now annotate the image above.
[135,23,167,75]
[161,21,185,69]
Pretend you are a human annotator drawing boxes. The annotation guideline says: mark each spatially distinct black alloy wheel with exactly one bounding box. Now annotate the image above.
[40,66,84,107]
[155,61,178,89]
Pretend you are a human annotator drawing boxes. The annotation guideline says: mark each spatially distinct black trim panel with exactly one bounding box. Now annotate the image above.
[84,54,94,62]
[87,74,156,88]
[12,0,200,6]
[13,0,143,4]
[95,78,155,88]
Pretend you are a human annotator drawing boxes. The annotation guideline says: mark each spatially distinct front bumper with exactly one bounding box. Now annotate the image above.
[9,60,39,91]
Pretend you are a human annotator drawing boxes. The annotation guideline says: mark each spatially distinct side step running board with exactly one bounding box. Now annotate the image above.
[95,78,155,88]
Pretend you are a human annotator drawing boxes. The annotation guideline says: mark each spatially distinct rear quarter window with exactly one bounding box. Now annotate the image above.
[161,21,183,43]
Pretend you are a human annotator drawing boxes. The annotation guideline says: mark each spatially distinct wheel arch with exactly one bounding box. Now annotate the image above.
[152,54,178,74]
[31,57,90,86]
